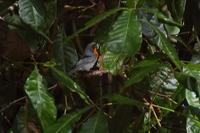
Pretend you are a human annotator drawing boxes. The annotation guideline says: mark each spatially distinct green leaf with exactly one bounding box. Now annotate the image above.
[51,67,93,105]
[127,0,139,8]
[166,0,186,22]
[53,27,78,73]
[155,12,182,27]
[183,63,200,97]
[102,51,125,74]
[183,63,200,81]
[46,107,89,133]
[24,67,57,130]
[187,112,200,133]
[79,111,108,133]
[69,8,124,39]
[106,94,144,108]
[125,58,164,87]
[12,107,28,133]
[186,89,200,109]
[102,9,142,74]
[44,0,57,29]
[106,10,142,56]
[144,20,181,70]
[18,0,45,31]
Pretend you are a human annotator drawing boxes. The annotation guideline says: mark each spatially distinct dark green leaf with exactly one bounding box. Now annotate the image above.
[12,107,28,133]
[69,8,124,39]
[106,10,142,56]
[46,107,90,133]
[18,0,45,31]
[125,58,164,87]
[166,0,186,22]
[144,20,181,70]
[106,94,144,108]
[155,12,182,27]
[127,0,139,8]
[187,112,200,133]
[44,0,57,29]
[51,67,93,105]
[24,67,57,130]
[183,63,200,81]
[53,27,78,73]
[102,51,125,74]
[102,9,142,74]
[79,111,108,133]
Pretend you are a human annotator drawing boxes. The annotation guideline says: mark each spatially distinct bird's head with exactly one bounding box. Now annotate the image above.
[84,42,99,58]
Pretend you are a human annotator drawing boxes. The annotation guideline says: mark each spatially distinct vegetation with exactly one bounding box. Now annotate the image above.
[0,0,200,132]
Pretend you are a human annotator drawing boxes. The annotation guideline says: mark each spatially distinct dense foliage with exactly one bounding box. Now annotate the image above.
[0,0,200,132]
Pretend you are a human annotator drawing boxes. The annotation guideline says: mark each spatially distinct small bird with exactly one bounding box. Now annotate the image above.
[69,42,99,74]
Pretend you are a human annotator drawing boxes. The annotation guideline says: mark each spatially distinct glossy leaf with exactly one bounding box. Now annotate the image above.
[155,12,182,27]
[150,66,179,91]
[46,107,89,133]
[187,112,200,133]
[183,63,200,81]
[145,20,181,70]
[102,51,124,74]
[18,0,45,31]
[186,89,200,109]
[24,67,57,130]
[53,27,78,73]
[79,111,108,133]
[51,67,93,105]
[102,9,142,74]
[106,10,142,56]
[125,58,164,87]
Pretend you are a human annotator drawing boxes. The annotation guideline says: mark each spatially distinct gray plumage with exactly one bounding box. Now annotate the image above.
[69,42,98,74]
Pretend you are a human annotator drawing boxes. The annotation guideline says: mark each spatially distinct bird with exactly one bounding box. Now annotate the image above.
[69,42,100,75]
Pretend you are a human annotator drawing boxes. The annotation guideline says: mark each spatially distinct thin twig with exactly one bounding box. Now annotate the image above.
[0,96,26,113]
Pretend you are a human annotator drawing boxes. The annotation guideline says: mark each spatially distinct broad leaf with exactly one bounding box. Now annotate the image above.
[12,107,28,133]
[51,67,93,105]
[125,58,164,87]
[166,0,186,22]
[102,51,124,74]
[24,67,57,130]
[106,10,142,56]
[45,0,57,29]
[187,112,200,133]
[183,63,200,96]
[46,107,89,133]
[79,111,108,133]
[183,63,200,81]
[102,9,142,74]
[53,27,78,73]
[186,89,200,109]
[144,20,181,70]
[155,12,182,27]
[150,66,179,91]
[18,0,45,31]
